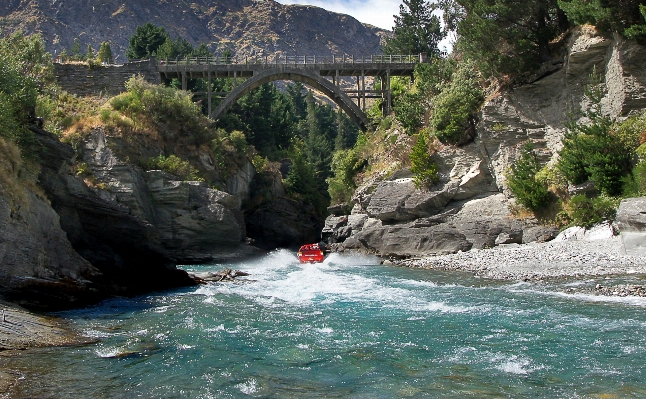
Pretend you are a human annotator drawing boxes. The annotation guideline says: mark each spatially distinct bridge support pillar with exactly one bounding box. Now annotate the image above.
[361,69,366,112]
[207,70,212,117]
[182,72,187,91]
[383,69,392,116]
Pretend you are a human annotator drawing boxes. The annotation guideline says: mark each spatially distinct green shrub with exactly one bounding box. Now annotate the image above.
[228,130,248,153]
[566,194,618,228]
[623,162,646,197]
[144,154,203,181]
[535,164,568,195]
[410,132,439,189]
[0,31,54,156]
[394,91,425,135]
[430,63,484,145]
[614,110,646,152]
[637,142,646,162]
[327,148,364,204]
[110,76,213,144]
[506,143,551,211]
[557,71,632,196]
[624,5,646,43]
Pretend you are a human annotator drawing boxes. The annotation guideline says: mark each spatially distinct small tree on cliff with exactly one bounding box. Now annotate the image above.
[410,131,439,188]
[507,143,551,211]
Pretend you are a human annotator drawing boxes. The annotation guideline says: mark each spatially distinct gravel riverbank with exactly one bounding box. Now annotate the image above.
[398,236,646,284]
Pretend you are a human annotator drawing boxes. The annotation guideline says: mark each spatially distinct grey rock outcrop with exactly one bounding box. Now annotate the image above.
[478,28,646,191]
[78,128,247,263]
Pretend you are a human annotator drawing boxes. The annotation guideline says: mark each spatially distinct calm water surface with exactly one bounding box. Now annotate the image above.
[9,250,646,398]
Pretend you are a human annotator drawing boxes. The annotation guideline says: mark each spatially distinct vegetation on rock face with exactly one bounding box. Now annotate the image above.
[557,73,632,197]
[0,31,54,154]
[429,63,484,145]
[144,155,204,181]
[506,143,551,212]
[410,131,439,189]
[564,194,618,228]
[558,0,646,42]
[502,70,645,225]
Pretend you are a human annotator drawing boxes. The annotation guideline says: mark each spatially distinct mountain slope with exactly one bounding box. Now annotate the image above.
[0,0,386,61]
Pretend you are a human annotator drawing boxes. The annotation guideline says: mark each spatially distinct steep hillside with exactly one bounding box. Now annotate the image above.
[0,0,386,61]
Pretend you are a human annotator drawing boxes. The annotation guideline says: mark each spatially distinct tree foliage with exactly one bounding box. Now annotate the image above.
[430,62,484,144]
[556,73,632,196]
[383,0,446,56]
[410,131,439,188]
[0,31,53,152]
[96,42,114,64]
[558,0,646,39]
[126,23,170,60]
[440,0,568,77]
[506,143,551,211]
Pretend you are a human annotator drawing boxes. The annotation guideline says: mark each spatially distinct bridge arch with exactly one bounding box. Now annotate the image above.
[210,67,371,131]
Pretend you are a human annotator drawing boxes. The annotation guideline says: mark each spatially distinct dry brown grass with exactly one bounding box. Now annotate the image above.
[0,138,41,209]
[0,138,24,203]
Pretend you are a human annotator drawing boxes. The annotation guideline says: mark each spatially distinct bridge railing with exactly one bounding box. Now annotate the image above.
[158,54,425,66]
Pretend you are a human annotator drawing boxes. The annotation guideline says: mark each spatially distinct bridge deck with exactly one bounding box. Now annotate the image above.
[157,54,420,79]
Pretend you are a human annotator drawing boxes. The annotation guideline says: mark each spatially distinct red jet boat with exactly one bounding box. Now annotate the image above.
[297,244,325,264]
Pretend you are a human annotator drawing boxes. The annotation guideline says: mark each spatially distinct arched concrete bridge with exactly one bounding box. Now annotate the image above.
[157,54,425,131]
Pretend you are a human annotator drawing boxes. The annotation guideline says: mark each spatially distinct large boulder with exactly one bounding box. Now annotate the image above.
[327,192,527,257]
[616,196,646,255]
[355,222,472,257]
[145,172,245,263]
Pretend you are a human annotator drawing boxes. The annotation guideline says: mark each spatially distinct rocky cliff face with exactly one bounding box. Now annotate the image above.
[77,127,250,264]
[324,28,646,258]
[0,137,101,309]
[0,0,385,60]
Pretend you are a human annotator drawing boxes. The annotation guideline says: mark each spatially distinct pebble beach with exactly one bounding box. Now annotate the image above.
[398,236,646,295]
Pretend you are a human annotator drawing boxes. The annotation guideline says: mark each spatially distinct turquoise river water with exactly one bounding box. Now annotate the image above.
[8,250,646,398]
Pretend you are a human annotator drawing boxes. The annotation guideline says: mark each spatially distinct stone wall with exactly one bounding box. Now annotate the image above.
[54,59,161,97]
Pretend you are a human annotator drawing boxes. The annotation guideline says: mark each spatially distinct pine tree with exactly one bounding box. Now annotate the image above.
[86,44,94,61]
[507,143,551,211]
[70,38,82,61]
[440,0,568,77]
[410,132,439,188]
[97,42,113,64]
[126,23,170,60]
[384,0,445,55]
